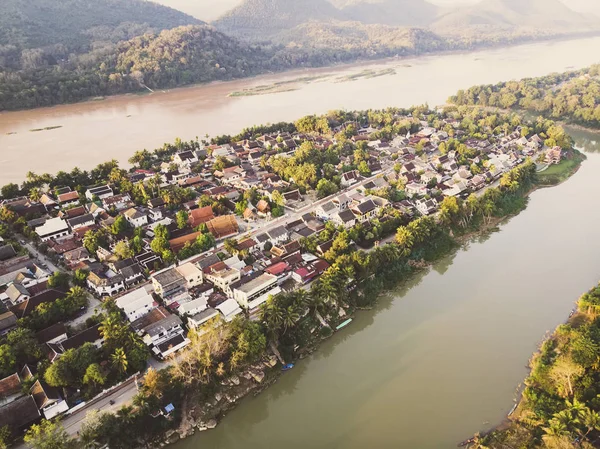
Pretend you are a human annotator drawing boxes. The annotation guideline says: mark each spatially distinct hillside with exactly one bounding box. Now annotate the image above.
[431,0,598,35]
[0,0,201,50]
[0,25,271,111]
[213,0,343,39]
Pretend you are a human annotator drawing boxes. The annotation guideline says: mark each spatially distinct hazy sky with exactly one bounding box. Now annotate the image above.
[157,0,600,22]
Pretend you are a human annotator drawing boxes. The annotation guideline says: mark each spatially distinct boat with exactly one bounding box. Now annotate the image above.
[336,318,353,330]
[281,364,294,371]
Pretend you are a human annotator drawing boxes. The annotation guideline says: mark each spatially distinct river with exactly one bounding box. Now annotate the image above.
[174,126,600,449]
[1,36,600,184]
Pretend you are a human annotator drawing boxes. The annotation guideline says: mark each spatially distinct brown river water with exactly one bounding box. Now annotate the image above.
[1,36,600,184]
[2,35,600,449]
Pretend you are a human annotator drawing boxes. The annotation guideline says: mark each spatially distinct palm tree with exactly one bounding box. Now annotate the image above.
[282,306,300,334]
[111,347,128,374]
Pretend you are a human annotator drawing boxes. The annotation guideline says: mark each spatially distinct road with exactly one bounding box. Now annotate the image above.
[235,166,396,243]
[23,242,61,274]
[60,378,140,436]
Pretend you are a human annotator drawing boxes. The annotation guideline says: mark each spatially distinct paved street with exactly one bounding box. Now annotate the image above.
[23,242,61,273]
[60,378,140,437]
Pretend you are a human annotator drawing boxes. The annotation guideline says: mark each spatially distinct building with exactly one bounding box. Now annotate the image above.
[350,199,379,223]
[115,285,156,322]
[132,307,189,359]
[175,262,204,288]
[87,271,125,297]
[215,298,243,322]
[206,215,239,240]
[35,218,71,242]
[0,373,40,434]
[178,297,208,317]
[66,213,95,230]
[188,206,215,228]
[30,380,69,419]
[47,324,104,361]
[151,268,187,303]
[204,263,241,293]
[266,226,289,245]
[188,307,219,331]
[331,209,357,229]
[232,273,281,313]
[341,170,360,187]
[85,185,114,201]
[57,191,80,207]
[123,208,149,227]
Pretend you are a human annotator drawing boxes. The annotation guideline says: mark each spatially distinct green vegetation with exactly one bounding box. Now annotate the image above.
[479,283,600,449]
[450,65,600,129]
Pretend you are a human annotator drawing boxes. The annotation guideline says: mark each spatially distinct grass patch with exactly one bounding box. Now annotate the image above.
[536,149,586,185]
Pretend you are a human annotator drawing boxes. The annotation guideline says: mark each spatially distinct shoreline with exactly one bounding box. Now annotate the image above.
[166,151,586,447]
[2,31,600,116]
[453,151,587,448]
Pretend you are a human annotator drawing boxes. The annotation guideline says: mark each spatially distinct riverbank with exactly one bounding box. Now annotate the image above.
[472,279,600,449]
[3,30,599,115]
[159,155,585,448]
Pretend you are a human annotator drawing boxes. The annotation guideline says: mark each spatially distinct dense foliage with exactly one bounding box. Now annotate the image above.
[480,284,600,449]
[450,65,600,129]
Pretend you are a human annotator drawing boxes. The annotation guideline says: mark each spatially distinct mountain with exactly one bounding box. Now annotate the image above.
[334,0,438,27]
[0,0,201,50]
[154,0,241,21]
[213,0,343,39]
[431,0,597,34]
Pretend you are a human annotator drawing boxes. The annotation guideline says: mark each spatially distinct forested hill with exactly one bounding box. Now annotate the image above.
[449,65,600,129]
[0,25,271,111]
[0,0,201,50]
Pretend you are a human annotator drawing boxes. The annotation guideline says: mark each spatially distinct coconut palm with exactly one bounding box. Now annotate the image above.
[282,306,300,334]
[111,347,128,374]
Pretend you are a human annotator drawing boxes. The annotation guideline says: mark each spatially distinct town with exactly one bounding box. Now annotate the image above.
[0,106,568,445]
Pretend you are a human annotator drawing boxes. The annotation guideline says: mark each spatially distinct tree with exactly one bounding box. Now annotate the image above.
[196,233,216,252]
[6,328,43,364]
[0,345,16,378]
[24,420,75,449]
[111,348,128,375]
[113,240,134,260]
[73,269,89,287]
[83,363,106,387]
[48,271,70,290]
[111,216,128,236]
[550,356,584,398]
[83,230,99,254]
[0,425,11,449]
[357,161,371,177]
[271,190,285,207]
[176,210,189,229]
[316,179,338,199]
[0,184,19,200]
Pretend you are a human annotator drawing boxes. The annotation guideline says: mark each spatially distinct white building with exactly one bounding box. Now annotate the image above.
[216,298,243,322]
[175,262,204,289]
[123,208,149,227]
[232,273,281,313]
[114,285,156,322]
[178,297,208,317]
[35,218,71,242]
